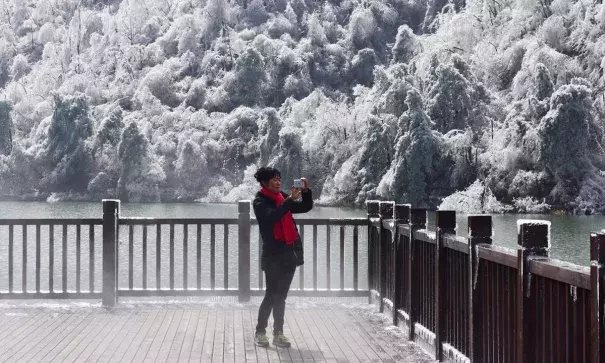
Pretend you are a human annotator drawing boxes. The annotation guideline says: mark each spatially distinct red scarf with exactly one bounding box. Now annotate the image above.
[260,187,299,245]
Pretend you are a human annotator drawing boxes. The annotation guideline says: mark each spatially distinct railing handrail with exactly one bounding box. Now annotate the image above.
[366,203,605,362]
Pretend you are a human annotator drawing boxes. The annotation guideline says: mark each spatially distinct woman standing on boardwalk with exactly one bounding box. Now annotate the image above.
[252,167,313,348]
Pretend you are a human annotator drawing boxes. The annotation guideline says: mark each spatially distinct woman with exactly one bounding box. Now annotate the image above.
[252,166,313,348]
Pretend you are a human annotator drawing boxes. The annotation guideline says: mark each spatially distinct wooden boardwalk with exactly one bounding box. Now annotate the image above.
[0,297,434,363]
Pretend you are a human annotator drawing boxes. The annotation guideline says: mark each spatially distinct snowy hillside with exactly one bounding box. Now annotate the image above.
[0,0,604,213]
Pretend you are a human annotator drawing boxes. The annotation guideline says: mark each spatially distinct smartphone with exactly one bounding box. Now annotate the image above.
[293,179,304,189]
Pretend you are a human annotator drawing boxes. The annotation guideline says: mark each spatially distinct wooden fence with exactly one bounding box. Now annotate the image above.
[0,199,369,305]
[366,200,605,363]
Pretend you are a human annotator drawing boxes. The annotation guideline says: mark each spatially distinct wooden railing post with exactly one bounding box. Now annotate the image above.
[393,204,410,326]
[467,215,492,363]
[379,201,394,313]
[409,208,427,342]
[590,232,605,363]
[516,220,550,363]
[238,200,251,302]
[435,210,456,360]
[366,200,380,304]
[102,199,120,307]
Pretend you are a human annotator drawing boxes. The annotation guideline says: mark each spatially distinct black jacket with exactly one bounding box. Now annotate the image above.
[253,189,313,271]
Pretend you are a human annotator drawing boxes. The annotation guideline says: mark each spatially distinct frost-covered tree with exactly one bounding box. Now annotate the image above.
[117,122,166,202]
[0,101,12,156]
[95,106,124,148]
[351,48,379,86]
[46,94,93,165]
[532,63,555,101]
[270,127,304,187]
[539,82,593,206]
[201,0,230,42]
[392,25,417,64]
[175,139,208,194]
[378,89,439,205]
[426,60,490,134]
[245,0,270,27]
[225,47,266,107]
[258,108,283,165]
[356,114,393,203]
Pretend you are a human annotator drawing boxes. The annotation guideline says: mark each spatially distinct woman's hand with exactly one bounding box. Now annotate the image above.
[300,177,309,192]
[290,187,302,200]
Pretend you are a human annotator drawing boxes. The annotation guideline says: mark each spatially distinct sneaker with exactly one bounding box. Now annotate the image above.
[272,332,291,348]
[254,332,269,347]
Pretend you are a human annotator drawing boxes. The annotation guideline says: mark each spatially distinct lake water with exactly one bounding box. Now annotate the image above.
[0,201,602,294]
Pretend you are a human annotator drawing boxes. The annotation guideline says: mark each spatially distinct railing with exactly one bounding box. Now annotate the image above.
[0,219,103,299]
[366,200,605,363]
[0,199,370,305]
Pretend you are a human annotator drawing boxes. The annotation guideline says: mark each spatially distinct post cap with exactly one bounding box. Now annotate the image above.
[379,201,395,219]
[436,210,456,230]
[468,215,492,238]
[410,209,427,227]
[517,220,550,252]
[102,199,121,214]
[366,200,380,217]
[238,200,251,214]
[395,204,411,223]
[591,232,605,263]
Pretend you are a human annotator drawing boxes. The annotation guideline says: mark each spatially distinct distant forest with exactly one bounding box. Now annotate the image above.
[0,0,604,214]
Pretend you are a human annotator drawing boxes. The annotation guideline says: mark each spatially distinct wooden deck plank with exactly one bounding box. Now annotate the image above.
[1,315,77,361]
[0,300,434,363]
[224,308,237,363]
[0,311,46,353]
[142,310,176,363]
[291,309,325,361]
[248,308,270,363]
[188,309,209,362]
[242,307,261,363]
[348,306,403,362]
[82,313,131,362]
[40,313,98,363]
[172,309,198,363]
[283,310,304,361]
[301,309,342,361]
[200,308,217,362]
[96,312,140,363]
[319,308,370,362]
[76,314,124,362]
[212,308,226,362]
[51,313,108,363]
[118,311,160,363]
[127,311,167,363]
[330,306,383,362]
[0,312,33,342]
[37,313,98,363]
[0,313,70,362]
[106,312,149,362]
[233,309,247,362]
[155,310,184,363]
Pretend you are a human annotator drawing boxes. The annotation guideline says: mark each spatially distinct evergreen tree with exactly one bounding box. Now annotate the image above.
[351,48,379,86]
[379,89,440,205]
[47,94,93,164]
[392,25,417,64]
[117,122,166,202]
[539,83,593,205]
[0,101,12,156]
[226,48,266,107]
[356,114,393,203]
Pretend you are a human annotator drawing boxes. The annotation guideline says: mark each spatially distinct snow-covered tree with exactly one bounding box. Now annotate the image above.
[0,101,12,156]
[539,82,593,206]
[117,122,166,202]
[378,89,440,205]
[392,25,417,64]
